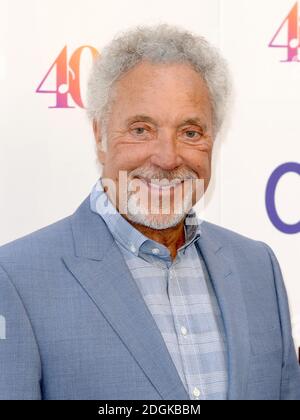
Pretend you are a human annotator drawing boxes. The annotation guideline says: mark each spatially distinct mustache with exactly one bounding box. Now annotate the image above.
[128,165,198,182]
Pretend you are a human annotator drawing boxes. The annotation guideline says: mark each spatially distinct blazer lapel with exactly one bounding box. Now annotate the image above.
[63,197,190,400]
[196,224,251,400]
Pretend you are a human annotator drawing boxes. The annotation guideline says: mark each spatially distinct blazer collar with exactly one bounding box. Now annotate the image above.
[196,224,251,400]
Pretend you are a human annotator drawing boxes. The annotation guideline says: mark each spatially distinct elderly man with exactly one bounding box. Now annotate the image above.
[0,24,299,400]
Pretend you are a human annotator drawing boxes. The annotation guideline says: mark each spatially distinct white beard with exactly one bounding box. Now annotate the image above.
[126,180,194,229]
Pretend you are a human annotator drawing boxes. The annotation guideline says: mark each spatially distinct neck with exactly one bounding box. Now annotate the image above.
[125,217,186,260]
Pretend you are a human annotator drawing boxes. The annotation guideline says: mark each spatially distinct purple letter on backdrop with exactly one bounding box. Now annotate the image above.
[266,162,300,234]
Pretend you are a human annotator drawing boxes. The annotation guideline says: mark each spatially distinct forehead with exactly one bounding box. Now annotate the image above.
[109,61,212,122]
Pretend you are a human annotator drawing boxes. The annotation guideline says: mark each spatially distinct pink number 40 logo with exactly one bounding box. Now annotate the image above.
[269,2,300,62]
[36,45,99,108]
[36,3,299,109]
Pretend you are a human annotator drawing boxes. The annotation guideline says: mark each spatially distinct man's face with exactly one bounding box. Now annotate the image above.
[95,60,214,229]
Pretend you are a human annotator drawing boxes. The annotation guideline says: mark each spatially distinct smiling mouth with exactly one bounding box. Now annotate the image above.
[135,177,184,191]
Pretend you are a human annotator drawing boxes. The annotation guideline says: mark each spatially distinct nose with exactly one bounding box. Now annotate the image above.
[150,133,183,170]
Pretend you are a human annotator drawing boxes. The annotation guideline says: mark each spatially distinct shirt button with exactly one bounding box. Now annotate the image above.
[180,326,188,336]
[130,244,136,253]
[193,387,201,398]
[152,248,160,255]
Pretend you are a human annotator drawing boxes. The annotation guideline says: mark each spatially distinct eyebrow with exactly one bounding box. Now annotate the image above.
[125,114,208,131]
[178,118,207,131]
[125,115,156,126]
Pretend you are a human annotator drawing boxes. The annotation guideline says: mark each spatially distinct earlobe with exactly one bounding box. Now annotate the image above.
[93,119,101,142]
[98,144,106,164]
[93,119,106,164]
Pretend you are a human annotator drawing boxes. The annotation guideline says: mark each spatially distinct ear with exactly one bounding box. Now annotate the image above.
[92,119,106,165]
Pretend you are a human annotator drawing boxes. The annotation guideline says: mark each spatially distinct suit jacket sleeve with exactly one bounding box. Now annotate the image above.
[0,264,42,400]
[262,243,300,400]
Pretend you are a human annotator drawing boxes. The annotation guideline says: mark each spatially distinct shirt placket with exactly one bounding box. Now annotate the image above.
[167,253,206,401]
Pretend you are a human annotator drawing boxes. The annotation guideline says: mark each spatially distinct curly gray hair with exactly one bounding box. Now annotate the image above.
[87,23,232,143]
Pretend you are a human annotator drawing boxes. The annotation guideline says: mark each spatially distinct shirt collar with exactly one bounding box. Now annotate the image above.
[89,178,202,258]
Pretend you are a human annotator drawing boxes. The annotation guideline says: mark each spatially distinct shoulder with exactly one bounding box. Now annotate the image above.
[199,220,277,283]
[0,215,73,266]
[200,219,270,253]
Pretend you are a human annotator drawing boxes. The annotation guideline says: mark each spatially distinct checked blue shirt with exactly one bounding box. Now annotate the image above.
[90,178,228,400]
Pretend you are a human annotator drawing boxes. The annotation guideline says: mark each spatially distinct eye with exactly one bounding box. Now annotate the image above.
[132,127,146,135]
[130,125,153,140]
[184,130,202,139]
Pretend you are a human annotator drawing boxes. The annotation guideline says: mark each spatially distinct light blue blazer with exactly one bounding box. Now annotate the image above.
[0,196,299,400]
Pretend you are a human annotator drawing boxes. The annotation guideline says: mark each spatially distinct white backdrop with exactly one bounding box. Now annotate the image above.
[0,0,299,349]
